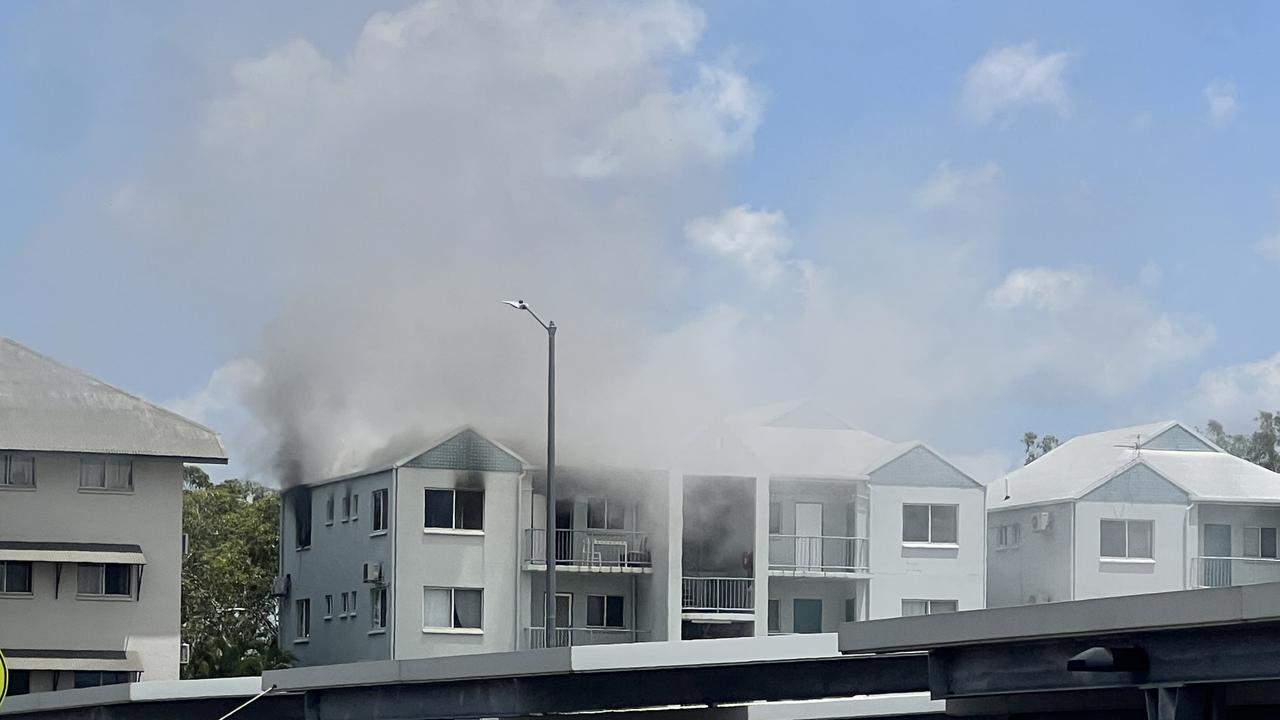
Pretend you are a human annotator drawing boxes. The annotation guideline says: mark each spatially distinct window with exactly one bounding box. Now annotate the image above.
[1246,527,1278,559]
[351,493,359,521]
[341,491,351,521]
[902,599,958,616]
[768,599,781,633]
[586,498,626,530]
[995,523,1021,549]
[324,594,334,620]
[350,590,356,617]
[903,504,958,544]
[423,587,483,630]
[341,592,349,618]
[541,592,572,627]
[586,594,625,628]
[1100,519,1153,559]
[296,598,311,640]
[325,493,335,524]
[1,455,34,487]
[371,587,388,630]
[424,488,484,531]
[769,502,781,534]
[77,563,131,597]
[0,561,32,593]
[74,671,129,689]
[7,669,30,696]
[79,457,132,490]
[373,489,389,532]
[845,598,860,623]
[294,488,312,549]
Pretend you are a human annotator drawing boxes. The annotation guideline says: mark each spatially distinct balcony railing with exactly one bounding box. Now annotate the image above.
[768,534,869,573]
[525,528,652,569]
[524,627,642,648]
[682,577,753,612]
[1192,556,1280,588]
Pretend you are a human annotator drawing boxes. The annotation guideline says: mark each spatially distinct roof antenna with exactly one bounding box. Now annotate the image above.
[1003,476,1010,502]
[1115,433,1143,458]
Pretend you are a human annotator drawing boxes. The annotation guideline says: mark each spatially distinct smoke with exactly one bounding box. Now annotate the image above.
[131,1,1214,486]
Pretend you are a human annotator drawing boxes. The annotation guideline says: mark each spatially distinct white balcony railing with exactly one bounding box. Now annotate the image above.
[524,627,641,648]
[768,534,869,573]
[1192,556,1280,588]
[682,577,753,612]
[525,529,652,569]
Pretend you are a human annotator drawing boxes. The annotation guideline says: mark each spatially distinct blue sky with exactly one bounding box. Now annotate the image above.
[2,1,1278,483]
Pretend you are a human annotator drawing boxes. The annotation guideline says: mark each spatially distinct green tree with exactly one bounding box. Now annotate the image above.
[1202,412,1280,472]
[1022,431,1060,465]
[181,466,293,678]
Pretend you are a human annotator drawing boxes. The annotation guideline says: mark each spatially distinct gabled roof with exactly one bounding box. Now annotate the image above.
[0,338,226,462]
[991,420,1280,509]
[304,425,529,487]
[679,400,979,486]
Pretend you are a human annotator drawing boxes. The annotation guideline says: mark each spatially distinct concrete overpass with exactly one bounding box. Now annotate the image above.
[7,583,1280,719]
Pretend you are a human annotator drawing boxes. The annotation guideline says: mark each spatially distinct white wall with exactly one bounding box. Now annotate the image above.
[392,466,522,658]
[865,485,985,618]
[0,454,183,681]
[986,503,1073,607]
[1073,501,1189,599]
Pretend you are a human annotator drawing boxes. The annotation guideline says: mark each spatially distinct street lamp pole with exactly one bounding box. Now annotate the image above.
[503,300,558,647]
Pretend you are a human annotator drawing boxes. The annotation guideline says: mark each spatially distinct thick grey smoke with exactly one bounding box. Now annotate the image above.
[138,1,1214,485]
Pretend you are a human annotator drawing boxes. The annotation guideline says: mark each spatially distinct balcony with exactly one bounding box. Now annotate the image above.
[524,529,652,573]
[768,534,869,577]
[1192,556,1280,588]
[524,627,645,648]
[682,576,753,613]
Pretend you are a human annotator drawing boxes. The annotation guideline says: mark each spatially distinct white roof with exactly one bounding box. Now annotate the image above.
[679,400,940,479]
[0,338,227,462]
[991,420,1280,509]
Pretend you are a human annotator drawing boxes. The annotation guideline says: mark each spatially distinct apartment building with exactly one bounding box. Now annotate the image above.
[987,420,1280,607]
[277,404,984,665]
[0,338,228,695]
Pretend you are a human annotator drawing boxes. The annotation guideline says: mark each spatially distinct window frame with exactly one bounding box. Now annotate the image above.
[1245,526,1279,559]
[340,591,349,618]
[423,586,484,631]
[76,563,132,599]
[0,560,33,594]
[351,492,359,522]
[902,503,960,545]
[1,454,36,488]
[371,586,388,631]
[586,497,627,531]
[78,457,133,491]
[372,489,389,533]
[585,593,626,629]
[902,599,958,616]
[325,492,335,525]
[1100,519,1154,560]
[424,488,484,532]
[295,598,311,641]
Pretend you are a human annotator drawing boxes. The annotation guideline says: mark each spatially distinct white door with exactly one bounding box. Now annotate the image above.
[795,503,823,569]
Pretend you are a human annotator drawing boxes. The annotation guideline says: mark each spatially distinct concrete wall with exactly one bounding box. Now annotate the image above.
[1073,500,1189,599]
[985,503,1073,607]
[392,465,522,658]
[865,484,985,619]
[279,470,394,666]
[0,453,183,682]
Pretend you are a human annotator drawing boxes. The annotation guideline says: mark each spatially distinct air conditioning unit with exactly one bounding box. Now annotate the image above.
[1031,511,1052,532]
[180,642,191,665]
[270,574,291,597]
[362,562,382,584]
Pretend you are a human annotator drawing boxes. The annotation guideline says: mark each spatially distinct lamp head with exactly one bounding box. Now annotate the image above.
[502,300,528,310]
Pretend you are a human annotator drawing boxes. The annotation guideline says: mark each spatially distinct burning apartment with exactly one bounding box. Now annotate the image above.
[0,338,228,695]
[275,401,984,664]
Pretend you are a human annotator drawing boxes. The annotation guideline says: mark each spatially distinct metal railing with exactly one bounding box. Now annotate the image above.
[1192,556,1280,588]
[525,528,651,568]
[524,627,642,648]
[768,534,869,573]
[682,577,753,612]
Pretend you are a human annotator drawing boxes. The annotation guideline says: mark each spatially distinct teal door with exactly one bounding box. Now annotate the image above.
[793,599,823,634]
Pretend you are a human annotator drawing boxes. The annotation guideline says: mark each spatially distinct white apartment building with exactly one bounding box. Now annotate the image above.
[277,403,985,665]
[987,420,1280,607]
[0,338,227,695]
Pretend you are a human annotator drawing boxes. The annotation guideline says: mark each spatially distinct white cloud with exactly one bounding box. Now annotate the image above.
[1257,231,1280,265]
[1185,352,1280,429]
[913,161,1002,211]
[986,267,1088,310]
[686,205,797,287]
[961,42,1072,125]
[1204,79,1238,125]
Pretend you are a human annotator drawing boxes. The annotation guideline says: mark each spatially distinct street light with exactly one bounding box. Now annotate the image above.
[503,299,558,647]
